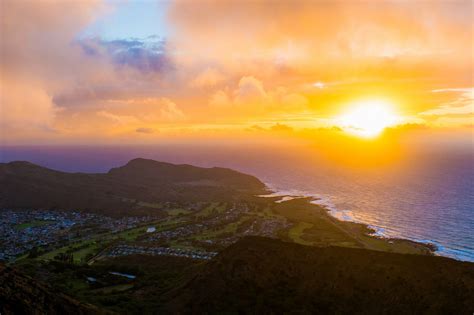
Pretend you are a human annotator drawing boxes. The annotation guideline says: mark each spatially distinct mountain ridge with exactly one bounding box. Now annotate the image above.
[0,158,266,215]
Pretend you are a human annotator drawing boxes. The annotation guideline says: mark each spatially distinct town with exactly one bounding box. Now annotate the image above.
[0,209,159,261]
[0,201,293,264]
[106,244,217,260]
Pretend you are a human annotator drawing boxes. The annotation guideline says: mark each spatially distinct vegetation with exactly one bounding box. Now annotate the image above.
[1,158,464,314]
[273,198,433,255]
[6,237,474,314]
[0,263,100,314]
[166,208,191,216]
[14,220,52,230]
[0,159,267,215]
[288,222,314,245]
[165,236,474,314]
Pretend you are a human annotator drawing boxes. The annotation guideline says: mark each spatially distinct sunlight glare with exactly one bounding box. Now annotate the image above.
[337,100,399,138]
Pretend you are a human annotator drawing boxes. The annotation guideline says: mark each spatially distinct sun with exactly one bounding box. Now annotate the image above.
[336,100,399,138]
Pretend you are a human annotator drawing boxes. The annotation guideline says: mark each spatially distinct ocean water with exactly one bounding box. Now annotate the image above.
[1,143,473,261]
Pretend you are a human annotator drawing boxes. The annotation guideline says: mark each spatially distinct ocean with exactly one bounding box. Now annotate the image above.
[1,142,473,261]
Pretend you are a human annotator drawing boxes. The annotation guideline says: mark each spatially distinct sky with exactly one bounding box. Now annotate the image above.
[0,0,473,146]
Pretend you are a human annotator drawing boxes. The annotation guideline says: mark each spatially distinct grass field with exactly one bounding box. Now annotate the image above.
[288,222,314,245]
[195,202,226,218]
[273,199,357,245]
[91,284,134,294]
[166,208,192,216]
[193,215,250,240]
[72,243,102,263]
[38,239,103,263]
[137,201,163,209]
[33,216,185,264]
[272,198,432,255]
[14,220,52,230]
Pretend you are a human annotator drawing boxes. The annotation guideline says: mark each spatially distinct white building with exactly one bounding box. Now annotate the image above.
[146,226,156,233]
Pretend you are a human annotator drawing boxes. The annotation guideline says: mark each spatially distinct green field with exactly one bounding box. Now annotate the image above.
[288,222,314,245]
[33,216,184,264]
[137,201,163,209]
[115,227,147,241]
[72,243,103,262]
[15,220,52,230]
[38,239,104,263]
[92,284,134,294]
[195,202,226,217]
[166,208,192,216]
[194,215,249,240]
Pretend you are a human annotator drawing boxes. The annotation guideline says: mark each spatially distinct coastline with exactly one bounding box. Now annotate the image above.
[259,188,440,258]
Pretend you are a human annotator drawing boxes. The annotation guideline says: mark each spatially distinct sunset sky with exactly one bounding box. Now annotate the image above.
[1,0,473,145]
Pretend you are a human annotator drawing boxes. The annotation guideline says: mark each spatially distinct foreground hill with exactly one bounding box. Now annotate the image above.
[0,263,101,315]
[165,236,474,314]
[4,237,474,314]
[0,158,265,215]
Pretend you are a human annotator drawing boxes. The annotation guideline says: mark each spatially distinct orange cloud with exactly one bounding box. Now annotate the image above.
[98,97,185,124]
[1,0,472,144]
[206,76,309,120]
[0,0,110,142]
[190,67,226,88]
[168,0,472,74]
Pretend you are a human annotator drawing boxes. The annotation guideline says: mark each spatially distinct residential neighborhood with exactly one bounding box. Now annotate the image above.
[106,244,217,260]
[0,202,291,263]
[0,209,159,261]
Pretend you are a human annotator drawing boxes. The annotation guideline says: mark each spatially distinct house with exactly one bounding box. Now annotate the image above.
[146,226,156,233]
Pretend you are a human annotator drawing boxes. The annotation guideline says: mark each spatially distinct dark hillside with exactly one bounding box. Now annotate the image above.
[0,159,266,215]
[0,263,102,315]
[166,236,474,314]
[108,158,264,190]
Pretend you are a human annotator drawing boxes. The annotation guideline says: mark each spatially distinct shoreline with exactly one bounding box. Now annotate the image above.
[258,189,446,259]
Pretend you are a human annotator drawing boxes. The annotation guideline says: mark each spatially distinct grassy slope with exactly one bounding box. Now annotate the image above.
[0,159,266,215]
[165,236,474,314]
[14,220,52,230]
[0,263,102,315]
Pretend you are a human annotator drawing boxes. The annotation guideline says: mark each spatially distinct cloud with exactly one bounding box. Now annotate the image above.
[247,124,266,131]
[209,90,233,107]
[279,92,309,110]
[2,0,473,143]
[421,105,474,116]
[168,0,472,72]
[159,98,186,121]
[1,0,106,77]
[0,0,128,142]
[136,127,155,134]
[79,37,170,74]
[420,88,474,116]
[190,67,226,88]
[431,88,473,93]
[208,76,309,115]
[1,1,178,143]
[208,76,269,110]
[52,37,173,109]
[432,117,473,127]
[0,0,107,141]
[270,123,293,132]
[96,97,185,126]
[0,78,59,133]
[234,76,268,105]
[313,82,325,89]
[97,111,140,125]
[209,76,270,109]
